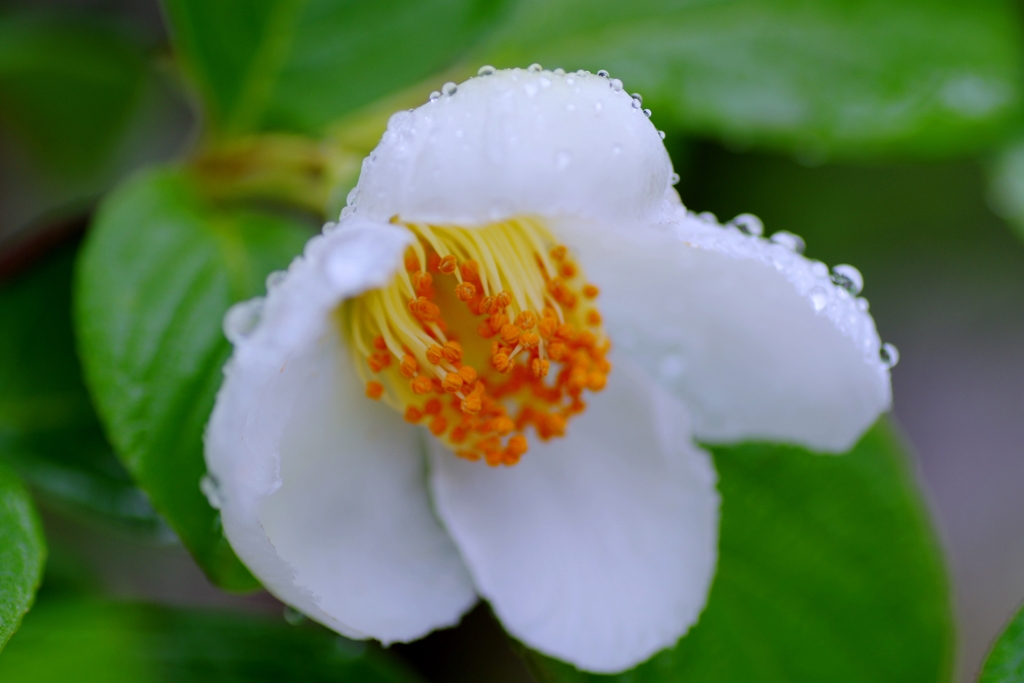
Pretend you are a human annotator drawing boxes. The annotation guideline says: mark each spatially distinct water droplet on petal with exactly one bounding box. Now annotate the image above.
[346,187,359,205]
[631,93,643,104]
[553,67,565,76]
[610,78,623,91]
[265,270,286,290]
[728,213,764,236]
[880,342,900,368]
[856,297,870,312]
[643,108,652,117]
[670,172,681,185]
[658,130,666,139]
[770,231,806,254]
[200,474,223,510]
[223,298,264,344]
[576,69,587,76]
[697,211,718,224]
[428,91,441,102]
[809,286,830,312]
[631,98,642,110]
[597,69,609,78]
[477,65,496,76]
[283,606,307,625]
[441,82,457,96]
[528,63,543,72]
[831,264,864,295]
[322,221,340,234]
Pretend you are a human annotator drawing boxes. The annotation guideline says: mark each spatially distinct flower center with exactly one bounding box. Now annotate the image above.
[341,217,610,467]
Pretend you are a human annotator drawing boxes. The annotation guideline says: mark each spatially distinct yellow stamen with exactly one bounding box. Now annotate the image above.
[340,217,609,466]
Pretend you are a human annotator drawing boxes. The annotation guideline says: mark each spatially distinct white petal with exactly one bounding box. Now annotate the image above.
[429,360,719,673]
[206,218,476,643]
[352,68,671,226]
[555,206,891,452]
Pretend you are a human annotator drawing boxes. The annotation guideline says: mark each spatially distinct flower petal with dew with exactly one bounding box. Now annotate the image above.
[205,66,893,673]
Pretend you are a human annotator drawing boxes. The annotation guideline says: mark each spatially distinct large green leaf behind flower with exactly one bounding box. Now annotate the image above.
[0,463,45,652]
[481,0,1024,160]
[75,168,311,590]
[163,0,511,137]
[525,420,953,683]
[0,598,421,682]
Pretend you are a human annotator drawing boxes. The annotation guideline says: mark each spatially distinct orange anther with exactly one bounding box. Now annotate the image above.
[484,449,504,467]
[507,435,528,456]
[365,381,384,400]
[577,331,596,348]
[451,425,470,444]
[520,332,540,348]
[479,296,496,314]
[551,245,567,261]
[442,372,464,393]
[426,345,444,365]
[583,284,600,299]
[588,372,607,391]
[515,311,536,329]
[457,449,481,461]
[489,312,509,333]
[457,366,478,384]
[496,291,512,309]
[404,406,424,423]
[555,323,575,341]
[493,416,515,435]
[411,375,434,394]
[455,282,477,301]
[404,251,421,272]
[492,353,513,373]
[438,255,458,274]
[560,262,577,278]
[409,297,441,322]
[424,398,443,415]
[500,324,521,345]
[429,415,448,436]
[413,271,433,295]
[427,252,441,272]
[372,335,388,351]
[570,367,588,390]
[442,340,463,363]
[538,318,557,338]
[477,321,496,338]
[461,393,482,415]
[400,355,418,378]
[531,358,550,378]
[586,310,602,326]
[548,342,568,360]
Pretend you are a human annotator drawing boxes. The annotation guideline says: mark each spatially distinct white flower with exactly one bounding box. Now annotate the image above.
[204,67,892,674]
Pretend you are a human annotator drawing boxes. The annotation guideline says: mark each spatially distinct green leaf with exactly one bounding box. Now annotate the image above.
[0,598,421,682]
[0,243,165,534]
[0,463,46,652]
[980,605,1024,683]
[162,0,509,137]
[481,0,1024,160]
[0,12,147,176]
[75,168,312,590]
[524,419,953,683]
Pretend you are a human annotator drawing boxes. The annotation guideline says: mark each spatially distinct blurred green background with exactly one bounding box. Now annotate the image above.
[2,0,1024,681]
